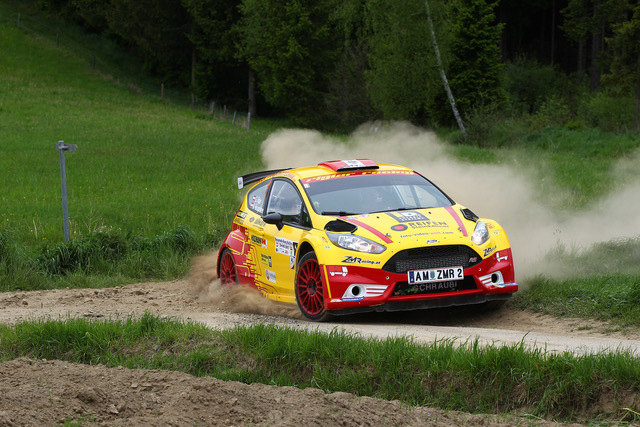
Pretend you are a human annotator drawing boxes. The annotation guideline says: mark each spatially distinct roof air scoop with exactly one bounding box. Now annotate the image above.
[318,159,379,172]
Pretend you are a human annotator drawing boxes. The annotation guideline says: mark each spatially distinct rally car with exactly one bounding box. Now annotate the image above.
[218,159,517,321]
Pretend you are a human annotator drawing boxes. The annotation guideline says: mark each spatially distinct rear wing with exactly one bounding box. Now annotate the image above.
[237,168,291,189]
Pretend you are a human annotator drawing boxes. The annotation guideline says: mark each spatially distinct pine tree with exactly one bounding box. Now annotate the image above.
[604,2,640,131]
[447,0,505,117]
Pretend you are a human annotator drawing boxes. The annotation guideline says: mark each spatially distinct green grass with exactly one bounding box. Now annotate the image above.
[514,238,640,328]
[0,18,282,248]
[0,315,638,422]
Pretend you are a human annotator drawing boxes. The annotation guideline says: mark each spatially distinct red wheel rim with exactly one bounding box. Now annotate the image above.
[220,251,237,285]
[297,258,324,316]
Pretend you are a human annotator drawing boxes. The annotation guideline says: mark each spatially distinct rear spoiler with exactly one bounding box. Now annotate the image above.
[237,168,291,189]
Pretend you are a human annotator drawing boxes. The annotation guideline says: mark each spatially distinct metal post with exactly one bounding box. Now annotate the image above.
[55,141,77,242]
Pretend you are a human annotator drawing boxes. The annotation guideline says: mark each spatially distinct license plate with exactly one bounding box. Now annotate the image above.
[407,266,464,284]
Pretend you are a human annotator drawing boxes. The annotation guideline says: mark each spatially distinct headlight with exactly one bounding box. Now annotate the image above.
[471,221,489,245]
[326,232,386,254]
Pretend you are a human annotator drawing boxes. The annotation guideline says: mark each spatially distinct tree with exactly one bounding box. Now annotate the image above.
[182,0,247,109]
[562,0,630,89]
[447,0,505,117]
[106,0,192,84]
[237,0,341,124]
[604,2,640,131]
[364,0,447,124]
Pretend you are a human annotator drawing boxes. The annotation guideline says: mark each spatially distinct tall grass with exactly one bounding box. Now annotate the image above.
[0,315,638,422]
[0,226,210,291]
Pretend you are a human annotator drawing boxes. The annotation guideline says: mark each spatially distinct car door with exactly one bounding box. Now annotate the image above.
[262,179,312,299]
[241,179,271,290]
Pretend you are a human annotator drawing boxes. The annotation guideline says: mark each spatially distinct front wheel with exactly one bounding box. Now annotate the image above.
[219,248,238,286]
[295,252,331,321]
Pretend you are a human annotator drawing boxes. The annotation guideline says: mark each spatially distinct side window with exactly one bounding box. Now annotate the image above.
[247,181,269,214]
[266,180,311,228]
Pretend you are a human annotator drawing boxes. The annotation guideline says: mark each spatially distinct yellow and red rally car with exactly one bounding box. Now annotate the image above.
[218,159,517,321]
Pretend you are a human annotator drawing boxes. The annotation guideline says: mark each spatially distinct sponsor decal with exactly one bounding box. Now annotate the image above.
[261,254,272,267]
[391,224,408,231]
[235,211,247,224]
[329,266,348,277]
[426,239,439,244]
[275,237,295,256]
[496,251,508,262]
[405,220,448,229]
[251,235,268,249]
[469,257,478,263]
[249,217,255,223]
[483,245,496,257]
[342,256,381,265]
[387,211,428,223]
[301,170,416,184]
[254,218,266,227]
[492,230,500,236]
[413,281,458,292]
[265,269,276,283]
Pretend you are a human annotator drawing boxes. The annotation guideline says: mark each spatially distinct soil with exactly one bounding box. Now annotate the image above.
[0,275,638,425]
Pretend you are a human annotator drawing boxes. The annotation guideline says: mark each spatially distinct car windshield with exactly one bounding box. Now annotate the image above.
[302,172,453,215]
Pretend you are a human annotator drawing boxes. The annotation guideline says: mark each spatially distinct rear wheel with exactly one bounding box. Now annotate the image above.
[219,248,238,286]
[295,252,331,321]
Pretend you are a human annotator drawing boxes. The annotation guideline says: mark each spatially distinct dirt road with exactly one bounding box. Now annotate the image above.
[1,278,638,425]
[1,279,638,355]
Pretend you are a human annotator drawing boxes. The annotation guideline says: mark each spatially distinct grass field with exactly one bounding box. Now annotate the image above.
[0,315,638,422]
[0,2,639,328]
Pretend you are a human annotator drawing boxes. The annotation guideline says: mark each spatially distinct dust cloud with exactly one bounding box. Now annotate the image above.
[261,122,640,281]
[189,250,302,318]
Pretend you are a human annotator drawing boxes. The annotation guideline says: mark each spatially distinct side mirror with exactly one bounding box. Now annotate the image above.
[262,212,284,230]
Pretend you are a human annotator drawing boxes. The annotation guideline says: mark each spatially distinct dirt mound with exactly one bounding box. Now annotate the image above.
[0,357,537,426]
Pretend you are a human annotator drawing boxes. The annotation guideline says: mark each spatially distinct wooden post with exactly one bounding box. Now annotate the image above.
[161,83,165,100]
[223,105,227,119]
[232,111,237,125]
[247,112,251,130]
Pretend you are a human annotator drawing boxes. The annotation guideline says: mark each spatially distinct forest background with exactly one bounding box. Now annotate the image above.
[33,0,640,136]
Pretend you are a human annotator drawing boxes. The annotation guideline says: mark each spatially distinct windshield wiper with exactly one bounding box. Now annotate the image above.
[321,211,359,216]
[370,207,421,214]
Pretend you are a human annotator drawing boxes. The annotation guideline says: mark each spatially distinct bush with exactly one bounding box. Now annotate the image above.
[504,58,568,114]
[36,226,202,276]
[580,92,636,131]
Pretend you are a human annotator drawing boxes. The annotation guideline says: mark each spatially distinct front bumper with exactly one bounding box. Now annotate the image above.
[323,248,517,314]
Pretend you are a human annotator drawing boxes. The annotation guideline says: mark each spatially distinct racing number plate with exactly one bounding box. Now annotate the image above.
[407,266,464,284]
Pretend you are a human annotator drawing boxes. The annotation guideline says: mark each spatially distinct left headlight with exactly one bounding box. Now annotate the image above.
[326,232,386,254]
[471,221,489,245]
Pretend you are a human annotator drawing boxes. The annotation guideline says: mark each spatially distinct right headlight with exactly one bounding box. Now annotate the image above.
[471,221,489,245]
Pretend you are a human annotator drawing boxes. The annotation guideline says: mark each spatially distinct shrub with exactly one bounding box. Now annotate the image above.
[504,58,567,114]
[580,92,635,131]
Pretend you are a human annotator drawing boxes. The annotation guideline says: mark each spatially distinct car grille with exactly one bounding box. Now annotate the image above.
[382,245,482,274]
[392,276,477,297]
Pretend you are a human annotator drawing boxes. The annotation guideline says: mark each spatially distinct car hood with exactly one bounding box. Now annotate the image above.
[328,206,477,250]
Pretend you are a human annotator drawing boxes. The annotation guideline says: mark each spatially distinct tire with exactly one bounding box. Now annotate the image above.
[295,252,331,321]
[219,248,238,286]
